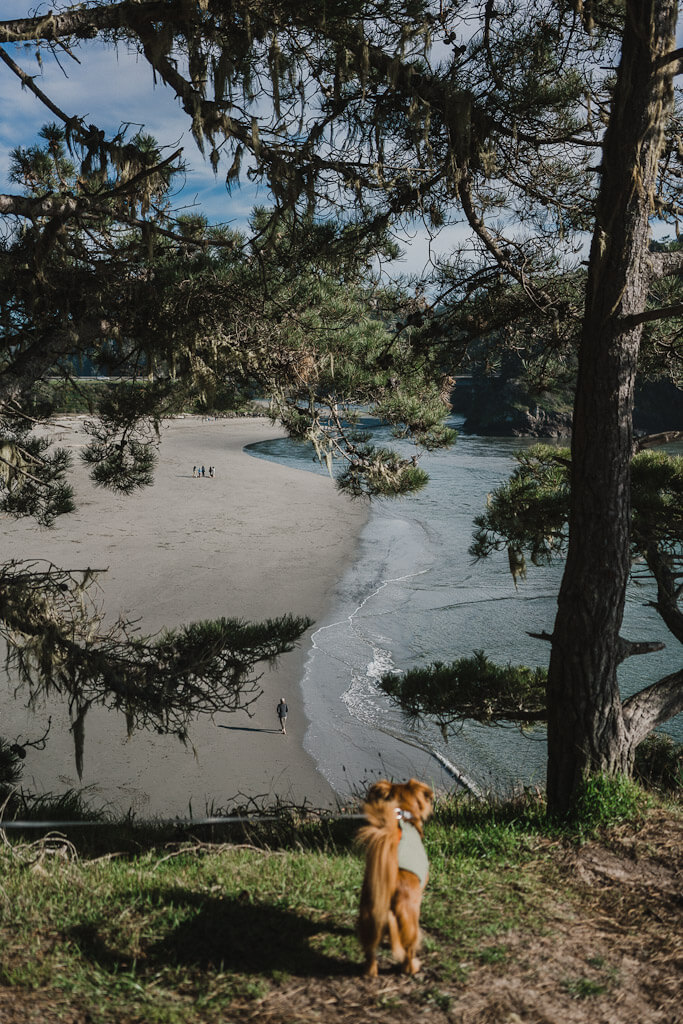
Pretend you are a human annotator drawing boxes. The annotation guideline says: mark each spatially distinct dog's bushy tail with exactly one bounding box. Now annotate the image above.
[357,799,400,927]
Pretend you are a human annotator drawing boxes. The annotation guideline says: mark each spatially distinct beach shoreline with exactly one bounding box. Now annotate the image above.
[0,416,369,817]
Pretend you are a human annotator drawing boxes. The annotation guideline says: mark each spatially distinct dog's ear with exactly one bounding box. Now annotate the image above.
[407,778,434,801]
[406,779,434,818]
[365,779,394,803]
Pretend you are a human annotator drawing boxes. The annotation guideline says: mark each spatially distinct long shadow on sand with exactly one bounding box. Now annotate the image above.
[217,724,281,734]
[69,887,355,978]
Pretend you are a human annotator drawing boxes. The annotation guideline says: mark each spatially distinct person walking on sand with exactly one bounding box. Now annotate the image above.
[276,697,288,735]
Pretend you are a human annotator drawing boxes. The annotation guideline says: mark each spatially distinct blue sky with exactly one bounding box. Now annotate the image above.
[0,2,472,279]
[0,5,258,229]
[2,4,679,277]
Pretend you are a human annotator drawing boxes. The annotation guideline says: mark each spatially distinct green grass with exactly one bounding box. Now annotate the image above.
[0,790,679,1023]
[568,772,650,836]
[0,795,552,1021]
[561,970,616,1000]
[0,843,362,1021]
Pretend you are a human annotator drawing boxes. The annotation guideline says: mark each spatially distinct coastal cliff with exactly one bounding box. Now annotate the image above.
[451,376,683,437]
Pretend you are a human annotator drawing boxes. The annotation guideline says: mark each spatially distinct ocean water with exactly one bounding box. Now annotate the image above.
[247,417,682,799]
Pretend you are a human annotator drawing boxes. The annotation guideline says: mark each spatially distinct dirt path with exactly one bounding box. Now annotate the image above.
[235,809,683,1024]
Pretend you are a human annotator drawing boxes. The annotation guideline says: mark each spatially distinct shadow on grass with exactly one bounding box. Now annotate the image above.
[69,888,357,979]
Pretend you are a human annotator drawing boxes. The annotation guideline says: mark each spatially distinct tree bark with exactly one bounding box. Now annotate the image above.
[546,0,679,815]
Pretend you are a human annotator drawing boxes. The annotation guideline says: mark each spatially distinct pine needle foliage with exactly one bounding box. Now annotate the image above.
[380,649,547,739]
[0,120,453,775]
[470,444,683,647]
[1,556,312,778]
[2,0,682,813]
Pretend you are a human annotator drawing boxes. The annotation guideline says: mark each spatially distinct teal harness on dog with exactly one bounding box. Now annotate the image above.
[396,811,429,886]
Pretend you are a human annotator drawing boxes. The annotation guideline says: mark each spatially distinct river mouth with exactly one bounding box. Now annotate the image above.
[248,416,683,799]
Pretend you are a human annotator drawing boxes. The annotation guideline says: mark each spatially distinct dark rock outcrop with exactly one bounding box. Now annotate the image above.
[451,376,683,438]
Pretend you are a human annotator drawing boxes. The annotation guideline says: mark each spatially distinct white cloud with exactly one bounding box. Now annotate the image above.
[0,32,255,230]
[0,10,459,277]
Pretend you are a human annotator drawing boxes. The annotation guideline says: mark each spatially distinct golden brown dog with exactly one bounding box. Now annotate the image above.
[356,778,434,976]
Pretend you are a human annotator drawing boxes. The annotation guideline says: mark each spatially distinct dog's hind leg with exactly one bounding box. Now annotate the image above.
[392,878,423,975]
[358,908,383,977]
[387,910,406,964]
[396,913,421,976]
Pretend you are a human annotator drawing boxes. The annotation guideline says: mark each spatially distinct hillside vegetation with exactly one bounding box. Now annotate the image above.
[0,790,681,1024]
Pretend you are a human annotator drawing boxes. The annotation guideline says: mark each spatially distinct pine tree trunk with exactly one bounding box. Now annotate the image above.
[545,0,678,815]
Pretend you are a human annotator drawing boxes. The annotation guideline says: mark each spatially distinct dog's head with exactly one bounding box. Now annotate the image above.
[364,778,434,833]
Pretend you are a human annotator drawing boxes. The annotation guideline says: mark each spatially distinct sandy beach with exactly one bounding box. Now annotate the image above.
[0,416,369,817]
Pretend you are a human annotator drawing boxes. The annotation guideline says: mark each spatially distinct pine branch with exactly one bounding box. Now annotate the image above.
[1,558,312,777]
[0,2,169,43]
[621,301,683,329]
[633,430,683,452]
[459,177,560,316]
[622,669,683,744]
[648,249,683,278]
[616,637,666,662]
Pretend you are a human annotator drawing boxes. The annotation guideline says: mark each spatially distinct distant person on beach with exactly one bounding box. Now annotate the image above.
[209,465,215,478]
[277,698,288,734]
[201,465,206,477]
[192,466,198,478]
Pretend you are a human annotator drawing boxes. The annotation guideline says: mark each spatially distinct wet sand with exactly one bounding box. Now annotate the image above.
[0,416,368,817]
